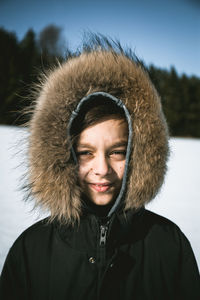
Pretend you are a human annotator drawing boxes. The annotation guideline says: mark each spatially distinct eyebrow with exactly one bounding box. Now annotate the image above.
[77,141,128,149]
[110,141,128,149]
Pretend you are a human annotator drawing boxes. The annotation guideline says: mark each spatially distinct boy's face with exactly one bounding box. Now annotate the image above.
[76,118,128,206]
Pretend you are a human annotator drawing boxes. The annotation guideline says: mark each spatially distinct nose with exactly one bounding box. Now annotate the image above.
[92,154,111,176]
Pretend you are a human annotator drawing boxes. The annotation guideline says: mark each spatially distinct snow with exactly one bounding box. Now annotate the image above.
[0,125,199,273]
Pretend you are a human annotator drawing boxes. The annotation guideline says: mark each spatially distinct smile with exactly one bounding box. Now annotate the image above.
[89,183,112,193]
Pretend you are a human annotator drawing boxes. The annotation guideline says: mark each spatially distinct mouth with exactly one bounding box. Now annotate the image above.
[89,182,112,193]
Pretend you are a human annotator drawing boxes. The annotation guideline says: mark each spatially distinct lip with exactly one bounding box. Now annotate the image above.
[89,182,113,193]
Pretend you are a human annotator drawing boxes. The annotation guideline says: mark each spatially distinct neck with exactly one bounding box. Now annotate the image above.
[82,195,114,218]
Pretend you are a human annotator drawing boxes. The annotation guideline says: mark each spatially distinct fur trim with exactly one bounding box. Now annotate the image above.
[28,37,169,224]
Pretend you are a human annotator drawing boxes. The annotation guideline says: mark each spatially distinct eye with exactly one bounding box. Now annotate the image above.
[76,150,93,162]
[109,150,126,160]
[76,150,92,156]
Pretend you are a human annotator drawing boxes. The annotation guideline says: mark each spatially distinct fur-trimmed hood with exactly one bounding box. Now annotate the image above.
[28,38,169,224]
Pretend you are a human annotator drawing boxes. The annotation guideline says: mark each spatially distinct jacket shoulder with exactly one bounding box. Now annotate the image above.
[143,209,186,237]
[143,209,183,231]
[7,218,52,256]
[142,209,196,259]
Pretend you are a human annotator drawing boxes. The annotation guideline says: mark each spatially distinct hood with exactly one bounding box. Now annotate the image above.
[27,38,169,224]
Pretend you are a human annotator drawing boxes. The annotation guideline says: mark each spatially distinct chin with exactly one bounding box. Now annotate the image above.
[91,196,114,206]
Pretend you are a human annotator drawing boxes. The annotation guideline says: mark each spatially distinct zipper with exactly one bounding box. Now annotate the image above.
[97,220,110,299]
[99,223,109,246]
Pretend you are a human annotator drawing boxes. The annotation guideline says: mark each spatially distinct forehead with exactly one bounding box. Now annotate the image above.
[77,118,128,146]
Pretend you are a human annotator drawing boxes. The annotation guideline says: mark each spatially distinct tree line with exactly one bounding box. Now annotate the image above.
[0,26,200,137]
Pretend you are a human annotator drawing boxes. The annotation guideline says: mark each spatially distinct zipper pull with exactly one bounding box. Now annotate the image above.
[100,224,108,246]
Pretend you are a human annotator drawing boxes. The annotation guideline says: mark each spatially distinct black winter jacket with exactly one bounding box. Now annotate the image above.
[0,208,199,300]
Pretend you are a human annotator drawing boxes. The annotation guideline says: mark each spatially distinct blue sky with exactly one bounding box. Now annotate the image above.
[0,0,199,76]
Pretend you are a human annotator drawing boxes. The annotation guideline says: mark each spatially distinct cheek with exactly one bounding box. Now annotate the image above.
[78,163,90,181]
[78,167,84,182]
[116,162,126,179]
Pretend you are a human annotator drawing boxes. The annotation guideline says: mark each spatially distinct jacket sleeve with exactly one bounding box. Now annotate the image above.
[0,241,28,300]
[176,230,200,299]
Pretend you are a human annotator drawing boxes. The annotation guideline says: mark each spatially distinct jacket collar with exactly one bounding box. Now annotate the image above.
[54,207,145,251]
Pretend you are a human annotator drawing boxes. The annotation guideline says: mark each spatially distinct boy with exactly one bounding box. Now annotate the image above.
[0,36,199,299]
